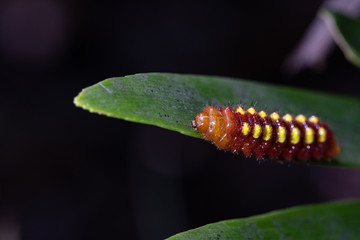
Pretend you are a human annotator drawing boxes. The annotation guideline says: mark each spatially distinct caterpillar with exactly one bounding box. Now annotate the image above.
[192,106,340,161]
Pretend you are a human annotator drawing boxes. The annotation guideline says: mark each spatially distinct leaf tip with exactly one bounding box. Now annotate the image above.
[73,89,90,112]
[73,91,83,108]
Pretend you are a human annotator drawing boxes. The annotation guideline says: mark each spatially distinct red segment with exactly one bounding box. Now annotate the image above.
[246,111,261,156]
[265,118,287,160]
[307,121,324,160]
[239,111,255,156]
[232,111,250,154]
[294,120,310,161]
[253,115,273,158]
[280,120,301,161]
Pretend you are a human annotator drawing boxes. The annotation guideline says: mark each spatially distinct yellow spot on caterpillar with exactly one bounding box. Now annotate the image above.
[277,126,286,143]
[309,116,319,123]
[295,114,306,123]
[270,112,280,121]
[253,124,262,139]
[283,114,293,122]
[263,125,272,141]
[242,122,250,136]
[236,106,245,115]
[259,111,267,118]
[247,107,256,115]
[318,127,327,143]
[305,127,314,144]
[290,127,300,144]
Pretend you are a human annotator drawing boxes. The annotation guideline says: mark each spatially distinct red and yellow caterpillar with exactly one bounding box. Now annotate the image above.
[192,106,340,161]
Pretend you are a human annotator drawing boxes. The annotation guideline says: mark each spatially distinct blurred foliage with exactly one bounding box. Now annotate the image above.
[322,9,360,68]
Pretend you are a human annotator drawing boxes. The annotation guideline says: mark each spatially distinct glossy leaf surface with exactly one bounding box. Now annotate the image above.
[74,73,360,167]
[167,200,360,240]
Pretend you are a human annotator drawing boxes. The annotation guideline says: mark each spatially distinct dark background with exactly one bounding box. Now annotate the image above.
[0,0,360,239]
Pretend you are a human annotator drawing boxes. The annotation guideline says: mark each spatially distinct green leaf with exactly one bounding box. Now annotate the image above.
[322,9,360,67]
[74,73,360,167]
[166,200,360,240]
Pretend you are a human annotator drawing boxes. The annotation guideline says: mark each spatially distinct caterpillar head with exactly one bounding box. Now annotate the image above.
[192,112,209,133]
